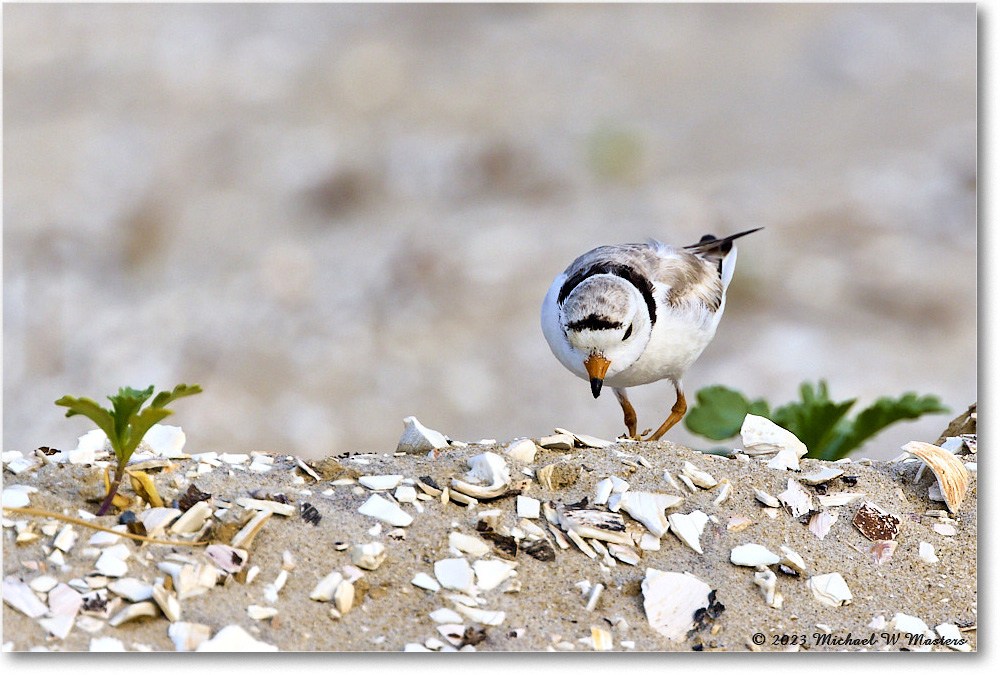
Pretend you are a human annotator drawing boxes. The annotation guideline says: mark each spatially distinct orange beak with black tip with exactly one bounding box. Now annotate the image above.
[584,353,611,398]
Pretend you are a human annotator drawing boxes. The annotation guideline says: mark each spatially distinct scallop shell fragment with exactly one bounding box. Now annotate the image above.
[808,573,852,607]
[740,414,808,458]
[641,569,712,642]
[903,441,970,513]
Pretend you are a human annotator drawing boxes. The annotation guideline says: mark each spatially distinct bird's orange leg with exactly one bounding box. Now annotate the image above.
[613,388,639,439]
[644,384,687,441]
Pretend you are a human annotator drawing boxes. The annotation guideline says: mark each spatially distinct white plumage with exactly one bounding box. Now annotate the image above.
[541,228,760,441]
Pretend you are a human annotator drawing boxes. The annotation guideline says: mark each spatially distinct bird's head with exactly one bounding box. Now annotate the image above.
[560,275,652,397]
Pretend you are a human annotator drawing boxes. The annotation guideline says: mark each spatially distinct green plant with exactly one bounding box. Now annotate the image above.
[56,384,202,515]
[684,380,947,461]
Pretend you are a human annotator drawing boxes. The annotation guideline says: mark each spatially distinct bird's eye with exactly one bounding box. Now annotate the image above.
[622,323,633,340]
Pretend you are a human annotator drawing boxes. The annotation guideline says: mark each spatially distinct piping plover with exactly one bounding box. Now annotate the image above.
[541,228,761,441]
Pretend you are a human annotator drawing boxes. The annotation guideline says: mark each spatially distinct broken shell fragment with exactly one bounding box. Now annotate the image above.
[935,623,971,652]
[152,583,181,622]
[667,511,709,554]
[754,569,781,608]
[506,439,538,463]
[204,544,248,574]
[918,542,939,564]
[451,452,511,499]
[196,625,278,652]
[434,558,475,594]
[730,543,780,567]
[817,492,865,507]
[538,433,575,450]
[903,441,970,513]
[411,572,441,592]
[754,489,780,508]
[641,569,712,642]
[472,560,516,591]
[870,540,898,566]
[800,467,845,485]
[808,573,852,607]
[231,510,272,549]
[109,600,160,627]
[3,578,49,618]
[558,509,632,545]
[168,622,212,652]
[448,532,490,557]
[740,414,808,458]
[351,542,387,570]
[358,493,413,527]
[852,501,900,542]
[778,546,806,575]
[614,491,684,538]
[777,479,813,518]
[358,475,404,491]
[396,416,451,454]
[808,511,838,540]
[310,571,345,602]
[681,461,717,489]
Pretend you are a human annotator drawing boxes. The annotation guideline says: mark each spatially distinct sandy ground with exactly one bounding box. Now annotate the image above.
[2,425,976,653]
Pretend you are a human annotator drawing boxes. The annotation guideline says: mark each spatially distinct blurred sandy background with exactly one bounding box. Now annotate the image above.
[3,3,976,461]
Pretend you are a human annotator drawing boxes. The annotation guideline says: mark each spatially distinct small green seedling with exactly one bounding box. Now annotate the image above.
[684,380,947,461]
[56,384,202,515]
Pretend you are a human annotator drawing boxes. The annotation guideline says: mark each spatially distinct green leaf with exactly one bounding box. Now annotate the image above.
[150,383,202,409]
[684,385,770,440]
[108,386,155,444]
[119,407,174,463]
[770,381,855,457]
[54,396,119,453]
[818,393,949,461]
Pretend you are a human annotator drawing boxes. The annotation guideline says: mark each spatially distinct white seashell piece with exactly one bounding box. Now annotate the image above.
[808,573,853,607]
[730,543,780,567]
[740,414,808,458]
[615,492,684,538]
[397,416,450,454]
[351,542,387,570]
[359,475,404,491]
[411,572,441,592]
[310,571,345,602]
[681,462,718,489]
[196,625,278,652]
[358,494,413,527]
[777,479,813,517]
[641,569,712,642]
[506,439,538,463]
[918,541,939,564]
[168,622,212,652]
[434,558,475,594]
[448,532,490,557]
[472,560,516,592]
[667,510,709,554]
